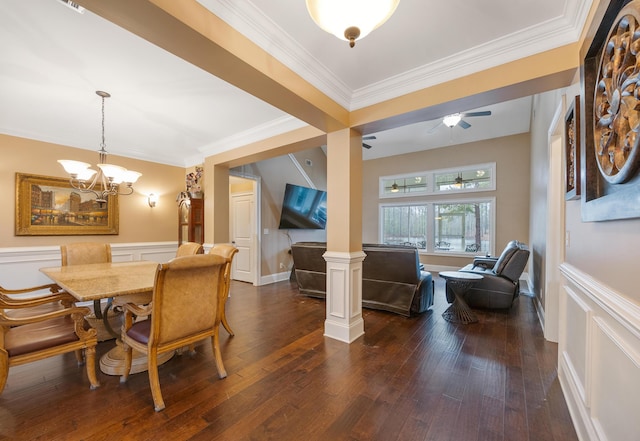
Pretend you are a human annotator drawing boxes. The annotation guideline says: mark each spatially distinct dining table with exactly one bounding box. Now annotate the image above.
[39,260,173,375]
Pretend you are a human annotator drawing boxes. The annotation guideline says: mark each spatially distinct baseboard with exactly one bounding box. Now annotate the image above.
[259,270,290,286]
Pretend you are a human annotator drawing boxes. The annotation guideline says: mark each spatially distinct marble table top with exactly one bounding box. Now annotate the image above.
[40,261,159,301]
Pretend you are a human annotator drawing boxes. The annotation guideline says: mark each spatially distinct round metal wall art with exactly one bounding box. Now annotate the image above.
[594,1,640,184]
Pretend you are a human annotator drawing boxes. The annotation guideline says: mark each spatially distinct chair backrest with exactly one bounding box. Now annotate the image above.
[175,242,204,257]
[61,243,112,266]
[493,240,530,282]
[149,254,226,346]
[208,244,239,285]
[362,245,420,284]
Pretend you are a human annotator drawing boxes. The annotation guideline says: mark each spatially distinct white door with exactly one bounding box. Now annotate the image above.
[230,192,255,284]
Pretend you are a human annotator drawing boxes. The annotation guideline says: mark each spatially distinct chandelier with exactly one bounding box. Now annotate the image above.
[305,0,400,48]
[58,91,141,204]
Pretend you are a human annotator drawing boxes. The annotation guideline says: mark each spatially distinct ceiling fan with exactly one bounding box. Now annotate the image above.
[428,110,492,133]
[362,135,376,149]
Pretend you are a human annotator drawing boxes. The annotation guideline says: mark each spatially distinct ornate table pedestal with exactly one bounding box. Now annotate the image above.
[439,271,484,324]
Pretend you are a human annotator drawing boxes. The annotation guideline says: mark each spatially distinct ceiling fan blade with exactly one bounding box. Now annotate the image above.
[362,135,377,140]
[459,120,471,129]
[462,110,491,117]
[362,143,372,149]
[427,121,442,133]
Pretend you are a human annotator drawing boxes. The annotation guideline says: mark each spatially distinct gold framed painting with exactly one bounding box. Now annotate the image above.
[15,173,119,236]
[564,95,580,200]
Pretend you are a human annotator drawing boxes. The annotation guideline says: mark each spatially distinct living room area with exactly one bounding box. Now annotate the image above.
[2,0,640,439]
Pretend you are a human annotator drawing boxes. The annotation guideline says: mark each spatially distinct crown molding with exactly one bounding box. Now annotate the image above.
[198,0,591,112]
[351,5,590,109]
[196,0,352,109]
[197,115,307,158]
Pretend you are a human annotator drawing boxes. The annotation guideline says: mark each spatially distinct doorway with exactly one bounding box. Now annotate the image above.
[229,175,259,285]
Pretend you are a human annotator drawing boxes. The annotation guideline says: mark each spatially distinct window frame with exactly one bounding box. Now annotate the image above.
[379,162,496,198]
[378,196,496,256]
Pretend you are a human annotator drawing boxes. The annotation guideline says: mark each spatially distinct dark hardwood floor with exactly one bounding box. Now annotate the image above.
[0,277,577,441]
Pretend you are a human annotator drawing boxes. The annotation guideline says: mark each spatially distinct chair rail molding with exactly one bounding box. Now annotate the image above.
[0,242,178,292]
[558,262,640,441]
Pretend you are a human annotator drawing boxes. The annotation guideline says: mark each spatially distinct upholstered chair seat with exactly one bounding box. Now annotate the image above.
[0,300,99,394]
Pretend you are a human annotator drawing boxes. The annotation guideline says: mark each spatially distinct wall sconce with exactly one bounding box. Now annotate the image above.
[147,193,158,208]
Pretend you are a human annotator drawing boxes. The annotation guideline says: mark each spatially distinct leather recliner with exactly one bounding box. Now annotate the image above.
[291,242,433,317]
[447,240,530,309]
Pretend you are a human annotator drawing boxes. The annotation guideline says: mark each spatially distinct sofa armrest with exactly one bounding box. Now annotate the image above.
[411,271,434,314]
[472,256,498,269]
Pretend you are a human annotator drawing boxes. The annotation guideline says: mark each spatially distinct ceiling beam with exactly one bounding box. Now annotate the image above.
[77,0,349,134]
[350,43,580,135]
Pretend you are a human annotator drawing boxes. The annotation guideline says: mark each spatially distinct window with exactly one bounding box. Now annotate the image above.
[380,204,427,249]
[434,163,494,193]
[379,198,495,254]
[380,174,428,197]
[433,201,493,254]
[380,163,495,198]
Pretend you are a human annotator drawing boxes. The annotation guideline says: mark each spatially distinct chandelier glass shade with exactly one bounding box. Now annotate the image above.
[58,91,141,204]
[305,0,400,47]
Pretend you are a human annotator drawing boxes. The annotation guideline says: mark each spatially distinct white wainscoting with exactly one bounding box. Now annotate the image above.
[0,242,178,293]
[559,263,640,441]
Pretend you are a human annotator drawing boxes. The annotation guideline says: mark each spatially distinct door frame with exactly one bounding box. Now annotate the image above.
[542,98,567,342]
[229,174,261,286]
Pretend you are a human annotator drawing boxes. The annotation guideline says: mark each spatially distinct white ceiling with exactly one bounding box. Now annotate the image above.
[0,0,591,167]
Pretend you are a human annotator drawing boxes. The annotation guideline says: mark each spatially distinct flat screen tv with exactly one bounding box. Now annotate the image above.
[278,183,327,229]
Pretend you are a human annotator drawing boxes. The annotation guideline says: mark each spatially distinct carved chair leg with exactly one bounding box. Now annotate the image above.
[84,346,100,390]
[211,328,227,379]
[0,351,8,394]
[120,344,133,383]
[221,312,234,336]
[147,351,165,412]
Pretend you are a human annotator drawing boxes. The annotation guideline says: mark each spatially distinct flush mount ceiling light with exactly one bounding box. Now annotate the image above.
[306,0,401,48]
[58,91,141,205]
[442,113,462,128]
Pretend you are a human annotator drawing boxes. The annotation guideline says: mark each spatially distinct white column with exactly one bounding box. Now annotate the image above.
[323,250,366,343]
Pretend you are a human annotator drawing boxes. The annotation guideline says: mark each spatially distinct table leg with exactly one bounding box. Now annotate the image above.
[442,279,479,324]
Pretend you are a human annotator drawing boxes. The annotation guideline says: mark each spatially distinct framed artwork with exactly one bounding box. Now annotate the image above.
[15,173,119,236]
[580,0,640,221]
[565,96,580,200]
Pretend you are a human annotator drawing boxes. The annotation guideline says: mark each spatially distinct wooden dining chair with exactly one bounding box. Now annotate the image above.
[119,254,228,411]
[208,244,239,336]
[1,282,73,320]
[60,242,115,340]
[0,293,100,394]
[175,242,204,257]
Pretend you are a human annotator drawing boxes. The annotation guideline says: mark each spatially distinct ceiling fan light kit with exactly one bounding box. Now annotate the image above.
[443,113,462,128]
[306,0,400,47]
[430,110,493,133]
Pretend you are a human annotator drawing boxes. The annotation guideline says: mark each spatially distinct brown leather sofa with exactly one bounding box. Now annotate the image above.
[448,240,530,309]
[290,242,433,317]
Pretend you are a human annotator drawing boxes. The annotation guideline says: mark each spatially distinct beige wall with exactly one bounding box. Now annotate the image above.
[564,162,640,301]
[237,150,327,277]
[0,134,184,248]
[362,133,531,268]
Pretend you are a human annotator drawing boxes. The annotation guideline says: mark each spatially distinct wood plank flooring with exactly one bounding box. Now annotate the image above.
[0,277,577,441]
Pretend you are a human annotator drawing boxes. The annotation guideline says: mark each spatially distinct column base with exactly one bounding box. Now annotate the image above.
[324,316,364,343]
